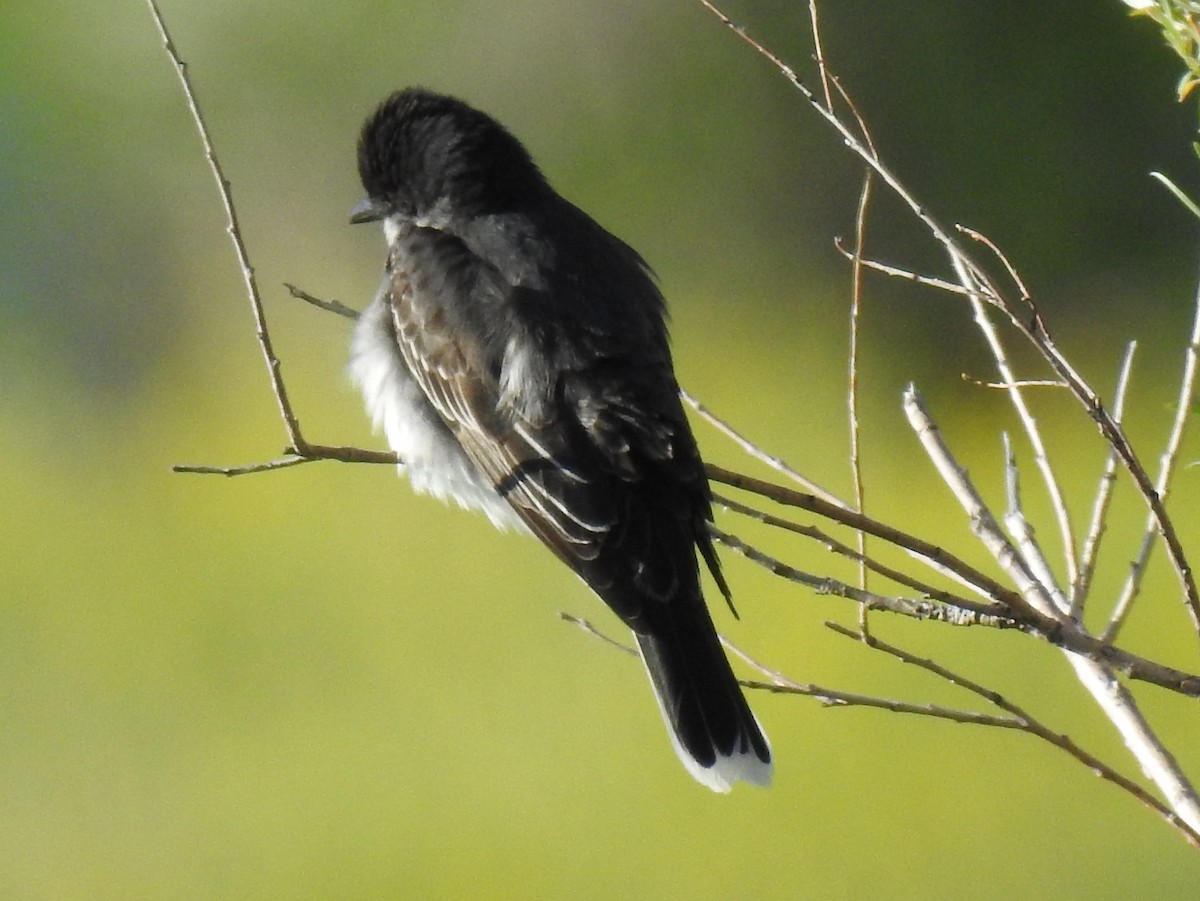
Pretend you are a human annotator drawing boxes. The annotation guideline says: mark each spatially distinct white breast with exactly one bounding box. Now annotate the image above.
[349,293,527,532]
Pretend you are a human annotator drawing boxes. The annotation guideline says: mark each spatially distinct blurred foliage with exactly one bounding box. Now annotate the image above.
[2,0,1200,897]
[1125,0,1200,102]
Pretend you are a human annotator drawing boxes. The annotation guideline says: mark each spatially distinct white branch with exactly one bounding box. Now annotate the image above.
[1105,266,1200,640]
[904,386,1200,832]
[1002,432,1070,615]
[1074,341,1137,612]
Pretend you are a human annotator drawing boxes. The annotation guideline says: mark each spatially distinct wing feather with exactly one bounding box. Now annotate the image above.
[384,243,614,569]
[383,221,725,625]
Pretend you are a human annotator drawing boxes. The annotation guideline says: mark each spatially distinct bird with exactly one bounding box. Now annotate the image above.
[348,87,771,791]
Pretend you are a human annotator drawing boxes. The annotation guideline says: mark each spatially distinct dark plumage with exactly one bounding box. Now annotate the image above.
[349,87,771,790]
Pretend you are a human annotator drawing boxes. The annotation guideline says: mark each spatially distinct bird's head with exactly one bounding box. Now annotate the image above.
[351,87,546,228]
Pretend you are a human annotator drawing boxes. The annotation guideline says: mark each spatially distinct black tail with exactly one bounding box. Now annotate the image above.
[632,590,772,792]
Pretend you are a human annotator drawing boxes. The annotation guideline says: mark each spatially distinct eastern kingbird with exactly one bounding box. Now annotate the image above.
[349,88,771,791]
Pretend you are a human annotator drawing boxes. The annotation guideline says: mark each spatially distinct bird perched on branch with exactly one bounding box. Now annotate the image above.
[349,87,771,791]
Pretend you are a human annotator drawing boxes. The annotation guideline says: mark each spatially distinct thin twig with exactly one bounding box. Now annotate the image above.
[681,390,846,507]
[284,282,361,320]
[953,254,1080,596]
[743,679,1026,725]
[700,0,1200,634]
[1001,432,1069,614]
[848,171,874,632]
[831,244,972,296]
[903,386,1200,831]
[707,461,1200,696]
[958,224,1041,330]
[569,618,1025,725]
[1105,261,1200,641]
[1075,341,1137,611]
[824,623,1200,851]
[145,0,307,452]
[712,492,1008,619]
[954,228,1078,588]
[821,71,883,614]
[705,463,1021,604]
[558,613,638,656]
[697,1,984,284]
[726,635,1024,724]
[905,549,1011,605]
[719,635,801,687]
[713,526,1024,629]
[964,377,1068,389]
[805,0,834,110]
[712,527,1013,627]
[173,444,401,476]
[903,388,1057,619]
[1019,297,1200,634]
[172,457,313,477]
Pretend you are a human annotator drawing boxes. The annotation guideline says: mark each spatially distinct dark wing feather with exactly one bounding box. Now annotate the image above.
[383,221,722,627]
[385,226,619,570]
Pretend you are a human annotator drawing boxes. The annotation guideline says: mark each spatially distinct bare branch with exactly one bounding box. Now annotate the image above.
[713,492,1006,618]
[831,244,972,296]
[744,678,1024,726]
[1075,341,1137,611]
[958,224,1038,324]
[805,0,834,111]
[713,526,1024,629]
[1002,432,1069,612]
[903,388,1059,619]
[1070,657,1200,832]
[565,614,1021,728]
[705,462,1025,609]
[719,635,800,687]
[172,457,313,477]
[1019,302,1200,633]
[952,256,1080,597]
[557,613,637,656]
[1105,263,1200,641]
[825,623,1200,850]
[903,387,1200,830]
[846,163,875,633]
[682,390,846,507]
[284,282,361,320]
[964,377,1068,389]
[950,229,1077,587]
[699,0,1200,634]
[697,2,986,284]
[174,444,400,476]
[145,0,307,452]
[711,465,1200,694]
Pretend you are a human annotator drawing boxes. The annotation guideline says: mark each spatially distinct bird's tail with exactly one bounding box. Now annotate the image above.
[633,594,772,792]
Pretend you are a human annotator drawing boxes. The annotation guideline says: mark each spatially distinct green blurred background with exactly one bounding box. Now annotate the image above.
[3,0,1200,896]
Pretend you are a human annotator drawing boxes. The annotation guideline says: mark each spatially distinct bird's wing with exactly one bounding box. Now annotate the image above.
[385,230,617,561]
[384,227,713,624]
